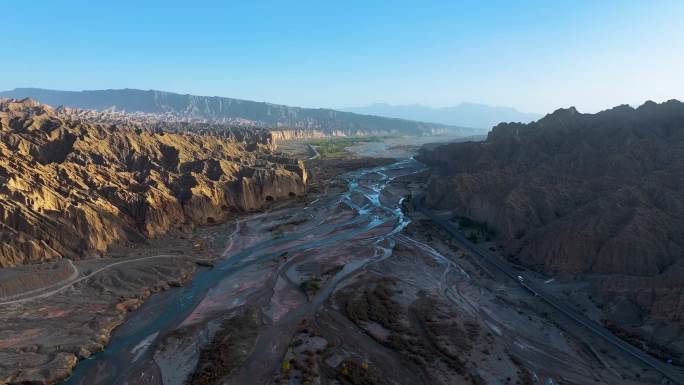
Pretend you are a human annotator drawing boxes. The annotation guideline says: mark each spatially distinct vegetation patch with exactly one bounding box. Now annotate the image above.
[337,280,481,381]
[299,263,344,300]
[337,359,387,385]
[336,278,405,332]
[186,307,259,385]
[274,326,328,385]
[456,216,497,243]
[308,136,382,159]
[300,277,322,297]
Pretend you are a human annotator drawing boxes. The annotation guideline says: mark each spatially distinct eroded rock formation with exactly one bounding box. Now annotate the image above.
[417,100,684,322]
[0,98,307,267]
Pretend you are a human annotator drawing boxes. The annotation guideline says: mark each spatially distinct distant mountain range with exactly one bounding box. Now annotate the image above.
[343,103,541,129]
[0,88,481,137]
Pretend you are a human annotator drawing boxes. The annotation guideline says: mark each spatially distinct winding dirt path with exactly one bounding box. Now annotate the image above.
[0,255,183,306]
[0,259,79,302]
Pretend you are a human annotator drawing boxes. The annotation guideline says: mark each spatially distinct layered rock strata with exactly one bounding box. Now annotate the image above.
[0,98,307,267]
[417,100,684,322]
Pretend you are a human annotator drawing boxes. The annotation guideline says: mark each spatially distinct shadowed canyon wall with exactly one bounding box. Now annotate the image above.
[417,100,684,322]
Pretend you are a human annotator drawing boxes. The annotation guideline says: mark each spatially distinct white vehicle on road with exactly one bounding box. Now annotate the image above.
[517,275,538,296]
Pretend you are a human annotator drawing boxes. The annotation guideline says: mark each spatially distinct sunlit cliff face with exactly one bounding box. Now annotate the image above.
[0,98,307,267]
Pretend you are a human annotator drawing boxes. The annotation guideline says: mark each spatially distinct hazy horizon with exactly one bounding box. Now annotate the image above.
[1,86,545,115]
[3,1,683,114]
[5,86,675,117]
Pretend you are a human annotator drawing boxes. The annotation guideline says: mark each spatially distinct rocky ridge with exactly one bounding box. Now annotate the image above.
[0,88,470,138]
[0,98,307,267]
[417,100,684,323]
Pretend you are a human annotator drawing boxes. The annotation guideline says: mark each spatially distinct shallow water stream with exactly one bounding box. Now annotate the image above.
[62,157,425,385]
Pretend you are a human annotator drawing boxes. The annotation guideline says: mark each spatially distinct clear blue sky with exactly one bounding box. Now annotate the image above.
[3,1,682,113]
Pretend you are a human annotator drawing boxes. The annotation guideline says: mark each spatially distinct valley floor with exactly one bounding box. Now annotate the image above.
[0,137,677,385]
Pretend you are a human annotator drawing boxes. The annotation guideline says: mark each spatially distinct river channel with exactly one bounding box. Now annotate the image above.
[62,157,425,385]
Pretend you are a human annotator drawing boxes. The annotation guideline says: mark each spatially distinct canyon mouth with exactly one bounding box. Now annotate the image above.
[2,97,682,385]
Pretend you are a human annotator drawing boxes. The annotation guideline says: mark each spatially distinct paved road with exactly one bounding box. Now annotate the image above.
[414,196,684,385]
[0,255,183,306]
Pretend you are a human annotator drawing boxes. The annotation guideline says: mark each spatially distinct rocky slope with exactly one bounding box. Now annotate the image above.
[0,98,307,267]
[0,88,471,137]
[417,100,684,322]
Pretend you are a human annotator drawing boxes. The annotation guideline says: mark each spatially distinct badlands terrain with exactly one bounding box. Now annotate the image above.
[0,99,682,385]
[0,98,306,267]
[417,100,684,370]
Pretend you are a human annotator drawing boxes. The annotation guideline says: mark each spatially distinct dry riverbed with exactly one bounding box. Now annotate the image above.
[0,137,666,385]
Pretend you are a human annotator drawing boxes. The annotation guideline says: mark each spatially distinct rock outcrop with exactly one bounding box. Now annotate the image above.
[417,100,684,322]
[0,98,307,267]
